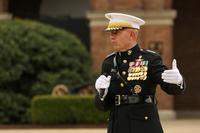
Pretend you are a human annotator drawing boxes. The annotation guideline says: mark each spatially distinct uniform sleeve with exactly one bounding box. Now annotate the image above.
[150,55,186,95]
[94,60,112,112]
[95,91,112,111]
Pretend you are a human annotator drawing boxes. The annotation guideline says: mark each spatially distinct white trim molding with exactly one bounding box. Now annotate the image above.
[159,110,176,120]
[0,13,12,20]
[176,111,200,119]
[87,10,177,27]
[158,110,200,120]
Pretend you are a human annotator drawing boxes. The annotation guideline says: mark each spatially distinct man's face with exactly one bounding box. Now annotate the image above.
[108,28,135,52]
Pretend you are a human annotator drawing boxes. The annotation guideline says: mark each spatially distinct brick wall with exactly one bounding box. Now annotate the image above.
[90,26,112,71]
[90,0,142,11]
[90,0,173,10]
[0,0,8,13]
[142,25,173,67]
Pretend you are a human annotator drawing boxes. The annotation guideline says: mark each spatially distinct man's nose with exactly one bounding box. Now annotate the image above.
[110,33,116,38]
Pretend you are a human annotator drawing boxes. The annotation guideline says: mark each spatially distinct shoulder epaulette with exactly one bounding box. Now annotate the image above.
[145,49,157,54]
[142,49,160,55]
[105,52,116,59]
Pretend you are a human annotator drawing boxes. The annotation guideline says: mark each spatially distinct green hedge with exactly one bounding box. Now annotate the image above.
[31,95,108,124]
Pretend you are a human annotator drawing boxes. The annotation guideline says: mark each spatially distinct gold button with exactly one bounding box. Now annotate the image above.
[144,116,148,120]
[123,60,127,63]
[120,83,124,87]
[128,50,132,55]
[122,71,126,75]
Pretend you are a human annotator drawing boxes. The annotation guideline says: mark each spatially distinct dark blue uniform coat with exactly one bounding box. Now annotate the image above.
[95,44,185,133]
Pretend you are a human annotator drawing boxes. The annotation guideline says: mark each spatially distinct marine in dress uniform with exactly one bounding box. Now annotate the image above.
[95,13,186,133]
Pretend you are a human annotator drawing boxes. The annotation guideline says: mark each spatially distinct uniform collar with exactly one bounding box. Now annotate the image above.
[118,44,141,58]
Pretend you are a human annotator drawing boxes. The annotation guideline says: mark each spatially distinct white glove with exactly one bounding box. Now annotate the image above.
[162,59,183,86]
[95,75,111,100]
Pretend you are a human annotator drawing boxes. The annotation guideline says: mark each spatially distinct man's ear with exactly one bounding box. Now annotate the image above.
[130,29,138,40]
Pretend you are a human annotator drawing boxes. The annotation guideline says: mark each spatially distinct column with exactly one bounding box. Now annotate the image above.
[0,0,12,20]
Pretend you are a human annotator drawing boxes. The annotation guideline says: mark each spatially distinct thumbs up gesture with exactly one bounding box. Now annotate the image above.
[161,59,183,85]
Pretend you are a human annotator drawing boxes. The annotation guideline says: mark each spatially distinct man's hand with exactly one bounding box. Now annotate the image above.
[162,59,183,85]
[95,75,111,100]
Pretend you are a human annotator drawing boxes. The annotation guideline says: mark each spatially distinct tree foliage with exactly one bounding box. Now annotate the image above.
[0,19,92,123]
[0,19,92,96]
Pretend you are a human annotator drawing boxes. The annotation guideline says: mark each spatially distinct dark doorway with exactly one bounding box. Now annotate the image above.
[38,16,90,50]
[8,0,90,50]
[8,0,42,19]
[173,0,200,111]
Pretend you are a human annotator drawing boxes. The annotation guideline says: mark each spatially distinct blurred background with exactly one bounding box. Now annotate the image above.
[0,0,200,132]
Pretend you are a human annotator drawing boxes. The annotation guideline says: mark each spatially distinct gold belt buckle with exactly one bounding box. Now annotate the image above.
[115,95,121,106]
